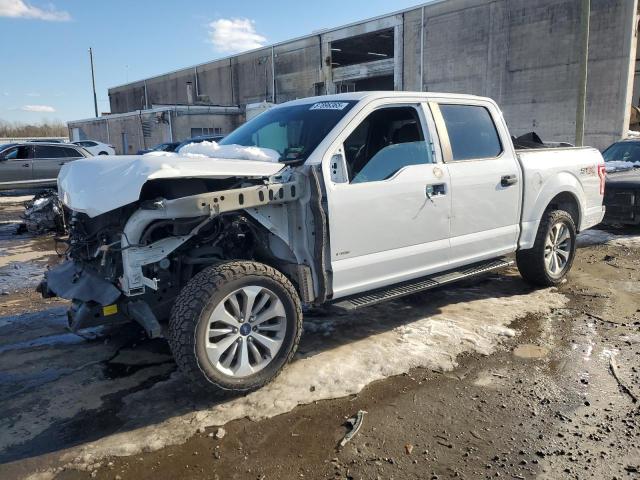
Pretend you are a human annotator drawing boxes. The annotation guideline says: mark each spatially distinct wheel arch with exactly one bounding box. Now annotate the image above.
[239,214,313,305]
[546,191,581,229]
[519,175,586,250]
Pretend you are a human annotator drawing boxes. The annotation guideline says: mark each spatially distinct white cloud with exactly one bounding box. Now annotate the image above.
[208,18,266,53]
[0,0,71,21]
[25,92,40,97]
[21,104,56,112]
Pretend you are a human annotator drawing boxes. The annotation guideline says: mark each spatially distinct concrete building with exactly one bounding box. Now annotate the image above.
[69,0,639,153]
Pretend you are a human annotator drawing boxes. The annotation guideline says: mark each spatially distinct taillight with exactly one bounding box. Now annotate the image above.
[597,164,606,195]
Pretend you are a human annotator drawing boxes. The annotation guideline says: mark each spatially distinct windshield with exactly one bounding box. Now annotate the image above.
[603,142,640,164]
[219,101,357,163]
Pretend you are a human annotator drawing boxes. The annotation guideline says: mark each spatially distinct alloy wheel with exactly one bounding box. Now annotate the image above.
[204,286,287,378]
[544,221,572,276]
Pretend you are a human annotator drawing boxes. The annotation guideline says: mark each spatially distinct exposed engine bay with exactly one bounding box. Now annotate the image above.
[41,173,318,337]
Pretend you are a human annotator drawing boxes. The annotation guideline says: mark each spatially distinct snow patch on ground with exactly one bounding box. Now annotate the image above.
[0,232,56,293]
[577,229,640,248]
[62,284,567,467]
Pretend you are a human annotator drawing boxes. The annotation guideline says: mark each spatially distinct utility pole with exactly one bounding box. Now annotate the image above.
[575,0,590,146]
[89,47,98,118]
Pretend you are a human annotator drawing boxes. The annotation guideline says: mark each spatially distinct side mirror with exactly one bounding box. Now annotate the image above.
[330,149,348,184]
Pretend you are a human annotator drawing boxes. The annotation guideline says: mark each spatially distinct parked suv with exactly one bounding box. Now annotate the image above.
[601,139,640,225]
[137,141,181,155]
[176,135,225,152]
[0,142,91,190]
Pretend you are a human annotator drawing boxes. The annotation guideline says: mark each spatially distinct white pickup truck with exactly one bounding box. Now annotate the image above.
[41,92,606,393]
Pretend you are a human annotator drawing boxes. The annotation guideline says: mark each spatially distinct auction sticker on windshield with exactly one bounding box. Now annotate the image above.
[310,102,350,111]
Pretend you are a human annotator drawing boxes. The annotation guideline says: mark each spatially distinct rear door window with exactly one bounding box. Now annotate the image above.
[439,104,502,161]
[34,146,67,159]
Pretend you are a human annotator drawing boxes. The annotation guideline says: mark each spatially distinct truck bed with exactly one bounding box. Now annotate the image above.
[516,146,605,248]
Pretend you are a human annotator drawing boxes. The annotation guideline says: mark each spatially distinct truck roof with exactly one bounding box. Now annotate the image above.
[282,91,494,107]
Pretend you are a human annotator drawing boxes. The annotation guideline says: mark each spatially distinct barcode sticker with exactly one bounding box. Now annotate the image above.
[310,102,350,111]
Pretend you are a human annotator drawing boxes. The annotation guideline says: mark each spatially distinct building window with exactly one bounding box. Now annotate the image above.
[191,127,222,138]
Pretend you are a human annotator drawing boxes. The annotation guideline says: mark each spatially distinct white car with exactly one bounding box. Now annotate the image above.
[45,91,606,393]
[72,140,115,156]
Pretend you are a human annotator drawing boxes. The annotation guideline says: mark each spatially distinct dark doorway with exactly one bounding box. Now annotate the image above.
[330,29,394,68]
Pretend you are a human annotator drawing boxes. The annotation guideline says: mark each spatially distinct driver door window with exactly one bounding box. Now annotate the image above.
[3,145,30,160]
[343,106,433,183]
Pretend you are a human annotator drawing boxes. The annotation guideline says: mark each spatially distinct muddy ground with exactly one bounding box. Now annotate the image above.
[0,192,639,480]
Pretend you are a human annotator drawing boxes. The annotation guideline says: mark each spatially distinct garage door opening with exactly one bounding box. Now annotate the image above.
[331,28,396,92]
[330,28,394,68]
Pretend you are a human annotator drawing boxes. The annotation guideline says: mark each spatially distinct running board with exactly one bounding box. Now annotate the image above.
[332,257,515,311]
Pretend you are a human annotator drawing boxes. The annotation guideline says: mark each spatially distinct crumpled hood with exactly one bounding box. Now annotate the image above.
[58,154,285,217]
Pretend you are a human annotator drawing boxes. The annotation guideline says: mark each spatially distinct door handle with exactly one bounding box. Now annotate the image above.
[58,162,66,165]
[426,183,446,199]
[22,163,30,168]
[501,174,518,187]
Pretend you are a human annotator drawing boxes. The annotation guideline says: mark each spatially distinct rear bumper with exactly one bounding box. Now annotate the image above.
[582,205,606,231]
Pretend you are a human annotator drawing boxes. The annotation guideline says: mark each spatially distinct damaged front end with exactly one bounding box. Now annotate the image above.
[40,169,305,337]
[38,204,166,337]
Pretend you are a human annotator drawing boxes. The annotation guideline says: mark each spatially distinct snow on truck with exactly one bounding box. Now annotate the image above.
[40,92,606,393]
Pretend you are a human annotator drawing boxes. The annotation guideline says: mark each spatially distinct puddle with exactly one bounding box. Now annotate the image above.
[513,344,550,359]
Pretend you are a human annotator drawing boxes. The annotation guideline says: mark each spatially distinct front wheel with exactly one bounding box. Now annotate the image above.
[516,209,577,286]
[168,261,302,393]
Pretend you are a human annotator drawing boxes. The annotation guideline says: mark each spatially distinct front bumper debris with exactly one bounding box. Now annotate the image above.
[39,261,121,306]
[65,299,162,338]
[39,261,162,337]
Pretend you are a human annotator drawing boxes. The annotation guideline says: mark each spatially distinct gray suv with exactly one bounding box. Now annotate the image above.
[0,143,91,191]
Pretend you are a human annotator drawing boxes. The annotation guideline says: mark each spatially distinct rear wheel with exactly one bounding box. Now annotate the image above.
[168,261,302,393]
[516,209,576,286]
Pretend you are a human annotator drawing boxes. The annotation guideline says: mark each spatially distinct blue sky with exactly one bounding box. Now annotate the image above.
[0,0,425,123]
